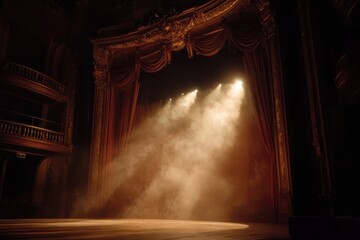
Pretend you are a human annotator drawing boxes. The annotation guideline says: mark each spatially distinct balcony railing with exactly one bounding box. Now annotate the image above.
[0,120,65,144]
[1,62,67,95]
[0,108,62,132]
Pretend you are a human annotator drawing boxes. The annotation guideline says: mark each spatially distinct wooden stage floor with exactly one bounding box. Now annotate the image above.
[0,219,289,240]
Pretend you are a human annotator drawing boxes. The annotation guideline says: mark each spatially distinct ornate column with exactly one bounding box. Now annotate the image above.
[256,0,292,222]
[87,47,111,203]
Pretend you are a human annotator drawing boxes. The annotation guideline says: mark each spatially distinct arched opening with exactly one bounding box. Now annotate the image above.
[85,0,291,223]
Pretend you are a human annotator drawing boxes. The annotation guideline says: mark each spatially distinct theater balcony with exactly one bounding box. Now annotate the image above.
[0,62,68,102]
[0,119,68,155]
[0,62,70,156]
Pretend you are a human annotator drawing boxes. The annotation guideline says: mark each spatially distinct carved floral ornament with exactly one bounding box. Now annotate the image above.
[92,0,275,72]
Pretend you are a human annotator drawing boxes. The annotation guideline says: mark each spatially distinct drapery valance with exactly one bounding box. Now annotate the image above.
[107,4,264,88]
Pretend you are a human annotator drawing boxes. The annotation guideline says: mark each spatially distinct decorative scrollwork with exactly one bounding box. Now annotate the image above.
[107,0,242,51]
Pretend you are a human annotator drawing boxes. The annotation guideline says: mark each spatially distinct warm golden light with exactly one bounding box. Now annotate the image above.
[229,79,244,97]
[234,79,243,90]
[81,80,251,222]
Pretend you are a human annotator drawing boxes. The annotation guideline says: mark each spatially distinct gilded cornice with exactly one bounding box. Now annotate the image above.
[92,0,253,79]
[93,0,249,52]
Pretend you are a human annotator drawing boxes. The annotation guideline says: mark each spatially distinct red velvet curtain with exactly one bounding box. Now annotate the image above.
[110,53,140,89]
[100,82,139,200]
[101,4,280,218]
[228,5,277,218]
[244,47,276,218]
[243,48,275,157]
[189,25,227,57]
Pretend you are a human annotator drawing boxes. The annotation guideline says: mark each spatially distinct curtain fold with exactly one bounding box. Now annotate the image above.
[243,48,275,156]
[140,48,169,73]
[226,5,263,52]
[110,54,140,89]
[243,45,276,218]
[97,81,139,216]
[191,27,227,57]
[114,82,140,157]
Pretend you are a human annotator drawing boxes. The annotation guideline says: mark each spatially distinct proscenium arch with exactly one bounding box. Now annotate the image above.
[89,0,291,222]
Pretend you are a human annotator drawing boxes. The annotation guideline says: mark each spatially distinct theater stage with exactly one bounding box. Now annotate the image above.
[0,219,289,239]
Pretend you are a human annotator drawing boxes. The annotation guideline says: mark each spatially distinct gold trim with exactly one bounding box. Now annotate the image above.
[94,0,247,52]
[256,0,292,220]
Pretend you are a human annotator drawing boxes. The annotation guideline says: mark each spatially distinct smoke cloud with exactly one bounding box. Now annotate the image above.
[77,80,271,222]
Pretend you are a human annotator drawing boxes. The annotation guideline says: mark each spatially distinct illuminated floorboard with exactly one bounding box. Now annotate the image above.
[0,219,289,239]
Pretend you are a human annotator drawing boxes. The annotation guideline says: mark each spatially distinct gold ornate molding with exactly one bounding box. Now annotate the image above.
[94,70,108,89]
[93,47,111,69]
[269,38,292,221]
[94,0,247,52]
[258,0,292,221]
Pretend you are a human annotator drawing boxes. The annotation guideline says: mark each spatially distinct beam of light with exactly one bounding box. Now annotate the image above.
[176,89,197,108]
[167,90,197,121]
[80,80,249,221]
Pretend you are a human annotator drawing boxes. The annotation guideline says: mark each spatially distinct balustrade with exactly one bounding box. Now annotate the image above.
[0,120,65,144]
[1,62,67,95]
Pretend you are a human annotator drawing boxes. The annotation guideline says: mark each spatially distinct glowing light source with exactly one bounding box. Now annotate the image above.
[234,79,243,90]
[228,79,244,97]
